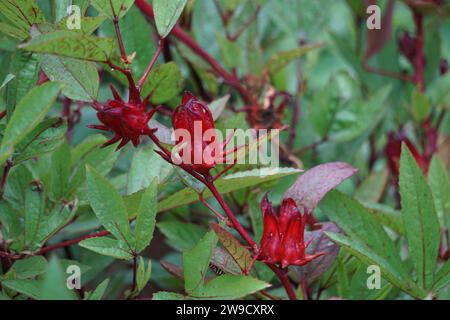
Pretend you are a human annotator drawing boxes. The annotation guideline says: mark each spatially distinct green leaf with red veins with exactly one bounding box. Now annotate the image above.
[399,144,440,290]
[0,0,46,33]
[211,223,253,274]
[153,0,188,38]
[91,0,135,19]
[21,30,115,62]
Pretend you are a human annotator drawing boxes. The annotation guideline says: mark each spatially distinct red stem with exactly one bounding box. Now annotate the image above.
[267,264,297,300]
[0,158,13,196]
[413,10,425,93]
[138,39,165,90]
[134,0,254,104]
[204,179,257,248]
[37,230,110,255]
[204,179,296,300]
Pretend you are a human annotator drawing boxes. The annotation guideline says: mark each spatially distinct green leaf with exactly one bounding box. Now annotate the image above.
[127,146,172,194]
[411,88,431,123]
[134,180,157,253]
[13,118,67,164]
[85,279,110,300]
[183,231,217,295]
[2,164,32,211]
[49,141,71,201]
[0,279,42,299]
[135,257,152,294]
[157,167,301,212]
[0,0,46,33]
[9,256,48,279]
[399,144,440,290]
[59,16,107,34]
[86,166,133,247]
[427,73,450,107]
[321,191,420,296]
[209,94,230,120]
[427,156,450,228]
[40,55,99,102]
[266,43,322,74]
[79,236,133,260]
[158,222,207,251]
[141,62,183,104]
[91,0,135,19]
[22,30,115,62]
[153,291,188,300]
[24,181,46,251]
[433,260,450,293]
[325,232,426,299]
[3,51,40,119]
[0,201,21,240]
[196,275,270,299]
[0,82,62,165]
[153,0,188,38]
[0,22,28,40]
[40,258,77,300]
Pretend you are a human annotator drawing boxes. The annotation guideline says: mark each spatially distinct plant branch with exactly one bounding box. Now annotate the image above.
[412,10,425,92]
[134,0,255,104]
[138,39,165,90]
[109,0,128,64]
[37,230,110,255]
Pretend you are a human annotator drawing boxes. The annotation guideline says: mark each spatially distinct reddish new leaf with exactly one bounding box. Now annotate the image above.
[283,162,358,212]
[290,223,341,284]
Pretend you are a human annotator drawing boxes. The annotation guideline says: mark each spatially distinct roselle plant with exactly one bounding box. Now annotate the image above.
[0,0,449,302]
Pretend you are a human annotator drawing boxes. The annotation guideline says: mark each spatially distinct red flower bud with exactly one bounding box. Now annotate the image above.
[172,92,219,175]
[259,195,323,268]
[397,31,417,64]
[440,59,448,75]
[89,85,155,150]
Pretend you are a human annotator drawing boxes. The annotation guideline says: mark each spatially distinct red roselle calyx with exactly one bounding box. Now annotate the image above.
[171,92,236,176]
[258,195,324,269]
[89,85,156,150]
